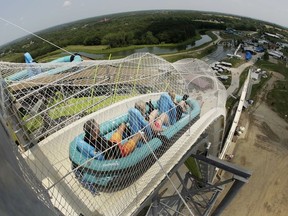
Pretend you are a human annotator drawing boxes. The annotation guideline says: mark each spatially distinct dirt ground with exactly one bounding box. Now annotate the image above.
[221,72,288,216]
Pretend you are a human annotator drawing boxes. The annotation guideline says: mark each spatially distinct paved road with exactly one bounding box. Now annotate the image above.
[0,121,56,216]
[227,61,253,96]
[227,54,262,96]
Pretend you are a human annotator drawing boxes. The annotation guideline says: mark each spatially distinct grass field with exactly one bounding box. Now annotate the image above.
[238,67,250,90]
[250,73,272,100]
[48,95,132,119]
[217,70,232,89]
[24,94,136,133]
[253,60,288,121]
[255,60,288,79]
[266,80,288,120]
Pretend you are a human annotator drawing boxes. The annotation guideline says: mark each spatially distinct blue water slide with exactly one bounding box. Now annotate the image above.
[6,53,83,82]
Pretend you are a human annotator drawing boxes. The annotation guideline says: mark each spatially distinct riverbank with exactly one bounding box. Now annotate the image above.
[161,31,221,62]
[35,31,219,63]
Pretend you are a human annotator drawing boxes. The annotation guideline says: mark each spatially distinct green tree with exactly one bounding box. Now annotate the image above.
[101,31,134,47]
[142,31,159,44]
[263,51,269,61]
[84,36,101,45]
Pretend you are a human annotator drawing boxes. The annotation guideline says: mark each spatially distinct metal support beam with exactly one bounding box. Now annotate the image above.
[191,154,252,179]
[190,153,252,216]
[151,196,160,216]
[211,176,247,216]
[133,134,209,216]
[138,135,252,216]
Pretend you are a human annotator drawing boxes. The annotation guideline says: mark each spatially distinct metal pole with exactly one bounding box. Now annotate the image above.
[151,196,160,216]
[211,176,247,216]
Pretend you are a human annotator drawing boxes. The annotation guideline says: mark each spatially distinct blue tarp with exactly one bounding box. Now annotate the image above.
[245,51,252,61]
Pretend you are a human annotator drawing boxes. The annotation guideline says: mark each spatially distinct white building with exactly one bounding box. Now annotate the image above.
[265,32,280,39]
[268,50,284,59]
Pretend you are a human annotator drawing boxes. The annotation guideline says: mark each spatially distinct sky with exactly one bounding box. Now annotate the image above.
[0,0,287,46]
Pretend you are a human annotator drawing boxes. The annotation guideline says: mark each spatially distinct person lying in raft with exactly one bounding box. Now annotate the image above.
[153,92,189,126]
[132,100,170,134]
[168,91,189,121]
[83,119,142,159]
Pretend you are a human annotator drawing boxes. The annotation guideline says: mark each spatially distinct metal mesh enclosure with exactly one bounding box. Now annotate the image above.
[0,53,227,216]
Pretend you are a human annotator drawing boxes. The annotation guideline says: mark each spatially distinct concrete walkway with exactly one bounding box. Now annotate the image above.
[226,54,262,96]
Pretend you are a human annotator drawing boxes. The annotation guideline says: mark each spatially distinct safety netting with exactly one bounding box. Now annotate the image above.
[0,53,227,216]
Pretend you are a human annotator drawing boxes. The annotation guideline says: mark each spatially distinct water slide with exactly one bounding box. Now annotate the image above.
[6,52,82,82]
[1,53,227,215]
[20,93,225,216]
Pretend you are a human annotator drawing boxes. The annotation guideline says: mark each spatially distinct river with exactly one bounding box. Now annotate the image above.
[76,35,235,64]
[78,35,212,59]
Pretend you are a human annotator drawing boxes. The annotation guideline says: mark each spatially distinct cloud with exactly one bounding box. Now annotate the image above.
[63,1,72,7]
